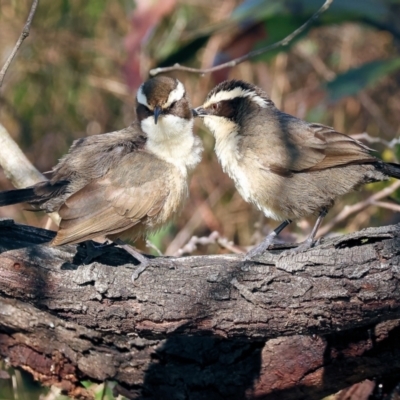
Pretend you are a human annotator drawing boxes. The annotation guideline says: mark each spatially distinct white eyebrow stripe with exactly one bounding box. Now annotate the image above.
[164,80,185,108]
[137,85,151,108]
[203,87,268,108]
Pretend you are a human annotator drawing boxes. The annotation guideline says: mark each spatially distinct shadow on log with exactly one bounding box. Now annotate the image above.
[0,218,400,399]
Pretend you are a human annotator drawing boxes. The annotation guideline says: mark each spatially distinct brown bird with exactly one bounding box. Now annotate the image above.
[0,76,203,279]
[195,79,400,259]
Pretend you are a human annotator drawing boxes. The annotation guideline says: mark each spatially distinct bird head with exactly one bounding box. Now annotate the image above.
[195,79,274,139]
[136,76,192,133]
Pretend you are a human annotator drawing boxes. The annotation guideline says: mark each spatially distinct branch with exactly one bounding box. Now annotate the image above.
[371,200,400,213]
[2,219,400,339]
[317,180,400,237]
[0,3,60,226]
[149,0,334,76]
[1,220,400,398]
[174,230,243,256]
[0,124,60,225]
[351,132,400,149]
[0,0,39,88]
[0,123,45,188]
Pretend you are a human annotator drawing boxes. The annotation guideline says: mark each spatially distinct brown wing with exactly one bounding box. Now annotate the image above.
[250,114,376,174]
[52,152,171,245]
[302,123,375,171]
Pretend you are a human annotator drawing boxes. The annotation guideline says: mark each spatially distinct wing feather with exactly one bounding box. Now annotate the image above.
[252,116,376,174]
[52,152,172,246]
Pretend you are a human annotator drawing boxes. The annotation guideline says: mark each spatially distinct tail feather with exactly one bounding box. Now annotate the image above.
[382,162,400,179]
[0,180,69,207]
[0,187,38,206]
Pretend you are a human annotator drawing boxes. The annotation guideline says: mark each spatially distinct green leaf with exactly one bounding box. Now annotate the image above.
[326,58,400,101]
[231,0,394,25]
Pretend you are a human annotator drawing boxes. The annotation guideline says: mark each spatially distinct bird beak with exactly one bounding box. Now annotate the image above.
[194,107,208,117]
[154,106,162,124]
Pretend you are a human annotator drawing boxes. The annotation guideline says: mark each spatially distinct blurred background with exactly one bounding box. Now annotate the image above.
[0,1,400,396]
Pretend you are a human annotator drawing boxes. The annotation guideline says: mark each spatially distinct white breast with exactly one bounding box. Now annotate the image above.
[203,116,253,202]
[142,115,203,176]
[203,115,286,221]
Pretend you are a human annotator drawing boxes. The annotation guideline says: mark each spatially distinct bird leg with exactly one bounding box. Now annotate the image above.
[244,219,292,261]
[279,208,328,257]
[114,239,150,281]
[82,240,114,264]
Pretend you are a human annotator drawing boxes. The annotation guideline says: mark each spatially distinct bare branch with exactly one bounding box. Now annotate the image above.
[371,200,400,213]
[174,231,244,256]
[0,123,45,188]
[351,132,400,150]
[0,0,39,88]
[317,180,400,237]
[146,239,163,256]
[0,123,60,225]
[149,0,334,76]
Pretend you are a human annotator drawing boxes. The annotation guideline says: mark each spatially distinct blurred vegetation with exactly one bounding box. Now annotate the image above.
[1,0,400,398]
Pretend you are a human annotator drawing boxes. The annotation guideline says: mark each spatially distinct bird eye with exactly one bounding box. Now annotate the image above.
[169,101,176,109]
[211,102,220,111]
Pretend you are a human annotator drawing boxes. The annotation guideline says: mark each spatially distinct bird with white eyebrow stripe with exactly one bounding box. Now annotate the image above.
[0,76,203,280]
[195,79,400,259]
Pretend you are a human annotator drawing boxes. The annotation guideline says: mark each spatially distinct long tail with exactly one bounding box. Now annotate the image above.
[0,187,38,206]
[382,162,400,179]
[0,181,69,207]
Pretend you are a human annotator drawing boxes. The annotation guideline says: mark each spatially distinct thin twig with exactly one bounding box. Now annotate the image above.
[174,231,243,257]
[351,132,400,150]
[146,240,163,256]
[149,0,334,76]
[371,201,400,213]
[317,180,400,237]
[0,0,39,88]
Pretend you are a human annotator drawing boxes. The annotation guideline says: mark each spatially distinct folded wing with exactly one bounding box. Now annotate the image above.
[255,117,376,175]
[52,152,171,245]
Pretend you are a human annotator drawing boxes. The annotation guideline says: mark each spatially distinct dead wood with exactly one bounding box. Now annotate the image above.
[0,218,400,399]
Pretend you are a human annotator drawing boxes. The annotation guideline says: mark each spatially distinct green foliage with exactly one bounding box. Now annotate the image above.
[326,58,400,100]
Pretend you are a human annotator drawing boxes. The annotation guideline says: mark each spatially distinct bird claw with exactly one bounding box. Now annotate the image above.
[278,239,315,259]
[131,259,151,282]
[243,238,275,261]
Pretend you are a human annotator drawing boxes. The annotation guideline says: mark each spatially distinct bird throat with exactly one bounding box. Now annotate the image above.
[142,115,201,175]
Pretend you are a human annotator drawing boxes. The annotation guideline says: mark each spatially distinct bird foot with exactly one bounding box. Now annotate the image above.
[278,237,319,259]
[82,240,114,264]
[243,236,275,261]
[130,259,150,282]
[114,239,151,282]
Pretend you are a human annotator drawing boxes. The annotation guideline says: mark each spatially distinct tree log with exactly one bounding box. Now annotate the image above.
[0,218,400,399]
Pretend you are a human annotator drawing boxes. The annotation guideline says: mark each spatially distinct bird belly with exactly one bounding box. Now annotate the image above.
[255,164,382,221]
[121,171,188,243]
[159,172,188,224]
[220,156,288,220]
[142,168,189,234]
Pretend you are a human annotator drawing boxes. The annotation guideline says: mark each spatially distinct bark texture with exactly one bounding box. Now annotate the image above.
[0,218,400,399]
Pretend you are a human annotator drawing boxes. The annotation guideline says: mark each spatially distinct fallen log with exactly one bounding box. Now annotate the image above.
[0,219,400,399]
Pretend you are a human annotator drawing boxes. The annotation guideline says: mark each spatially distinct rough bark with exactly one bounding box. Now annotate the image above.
[0,218,400,399]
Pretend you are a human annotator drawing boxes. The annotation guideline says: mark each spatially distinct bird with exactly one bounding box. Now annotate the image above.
[194,79,400,260]
[0,75,203,279]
